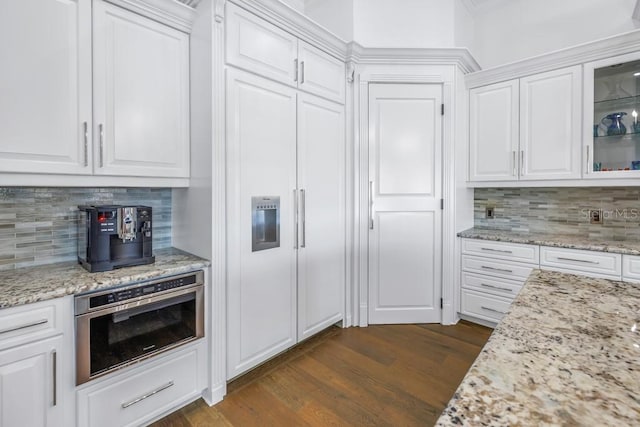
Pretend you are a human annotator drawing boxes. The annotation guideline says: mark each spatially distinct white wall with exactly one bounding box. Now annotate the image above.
[305,0,354,41]
[454,0,475,53]
[352,0,456,48]
[473,0,640,68]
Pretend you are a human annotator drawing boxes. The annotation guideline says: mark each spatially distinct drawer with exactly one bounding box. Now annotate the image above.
[461,271,523,299]
[0,297,67,348]
[540,246,621,278]
[622,255,640,282]
[462,255,535,280]
[77,345,203,427]
[460,289,512,323]
[462,238,539,264]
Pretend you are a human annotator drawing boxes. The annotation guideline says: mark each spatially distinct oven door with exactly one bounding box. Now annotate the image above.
[76,284,204,385]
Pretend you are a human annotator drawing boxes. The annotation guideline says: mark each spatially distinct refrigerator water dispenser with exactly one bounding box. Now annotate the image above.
[251,196,280,252]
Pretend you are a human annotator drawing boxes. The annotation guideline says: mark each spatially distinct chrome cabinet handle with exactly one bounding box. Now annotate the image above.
[52,350,57,406]
[480,283,512,292]
[480,265,513,273]
[369,181,374,230]
[586,145,590,174]
[293,189,299,249]
[98,123,105,167]
[480,247,512,254]
[512,151,516,176]
[300,61,305,83]
[520,150,524,176]
[83,121,88,167]
[294,59,298,82]
[556,256,599,264]
[300,189,306,248]
[121,381,174,409]
[0,318,47,335]
[481,306,506,315]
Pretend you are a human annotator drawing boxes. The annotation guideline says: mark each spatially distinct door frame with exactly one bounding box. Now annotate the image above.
[351,64,458,327]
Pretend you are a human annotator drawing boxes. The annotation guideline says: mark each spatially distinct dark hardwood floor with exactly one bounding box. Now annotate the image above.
[151,321,492,427]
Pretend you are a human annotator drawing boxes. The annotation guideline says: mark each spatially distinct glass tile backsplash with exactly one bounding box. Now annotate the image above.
[474,187,640,240]
[0,188,171,270]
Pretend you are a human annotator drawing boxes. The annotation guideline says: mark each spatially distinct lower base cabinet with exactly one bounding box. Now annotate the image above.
[76,343,206,427]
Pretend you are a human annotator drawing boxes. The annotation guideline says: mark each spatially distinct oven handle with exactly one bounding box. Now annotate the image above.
[76,283,203,319]
[121,381,174,409]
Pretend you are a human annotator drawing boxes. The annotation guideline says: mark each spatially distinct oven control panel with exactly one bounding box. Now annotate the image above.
[88,274,198,309]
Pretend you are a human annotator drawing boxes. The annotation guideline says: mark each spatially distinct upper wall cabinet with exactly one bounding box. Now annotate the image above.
[93,1,190,178]
[584,52,640,178]
[469,65,582,182]
[225,2,345,104]
[0,0,92,175]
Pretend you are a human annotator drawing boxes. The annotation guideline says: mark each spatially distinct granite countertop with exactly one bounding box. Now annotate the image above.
[458,227,640,255]
[436,269,640,426]
[0,247,210,309]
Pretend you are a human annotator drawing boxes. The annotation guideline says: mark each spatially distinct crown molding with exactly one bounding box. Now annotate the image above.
[106,0,197,32]
[466,29,640,88]
[347,43,481,74]
[229,0,349,59]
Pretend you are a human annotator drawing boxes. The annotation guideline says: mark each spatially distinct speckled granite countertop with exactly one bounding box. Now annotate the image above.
[459,227,640,255]
[436,269,640,426]
[0,247,210,308]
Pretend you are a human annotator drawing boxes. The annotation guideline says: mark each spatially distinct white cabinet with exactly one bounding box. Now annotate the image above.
[225,2,345,104]
[540,246,621,279]
[93,1,190,178]
[226,68,345,378]
[0,297,72,427]
[469,80,519,181]
[469,66,582,182]
[0,0,92,175]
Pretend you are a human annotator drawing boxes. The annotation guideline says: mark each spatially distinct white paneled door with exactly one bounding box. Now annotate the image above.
[368,83,442,324]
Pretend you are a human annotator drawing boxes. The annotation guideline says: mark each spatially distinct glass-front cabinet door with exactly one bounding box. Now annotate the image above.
[585,52,640,178]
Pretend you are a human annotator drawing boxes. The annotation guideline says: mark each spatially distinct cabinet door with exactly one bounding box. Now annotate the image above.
[297,93,345,341]
[469,80,519,181]
[93,1,190,178]
[226,2,298,86]
[0,336,63,427]
[297,41,345,104]
[226,69,297,379]
[520,66,582,180]
[0,0,91,174]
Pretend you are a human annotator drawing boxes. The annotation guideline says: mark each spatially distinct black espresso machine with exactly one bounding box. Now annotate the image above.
[77,205,155,272]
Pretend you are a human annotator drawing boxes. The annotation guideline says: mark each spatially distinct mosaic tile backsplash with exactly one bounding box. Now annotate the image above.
[474,187,640,240]
[0,188,171,270]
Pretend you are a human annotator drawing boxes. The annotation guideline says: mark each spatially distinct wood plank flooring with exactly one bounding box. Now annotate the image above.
[151,321,492,427]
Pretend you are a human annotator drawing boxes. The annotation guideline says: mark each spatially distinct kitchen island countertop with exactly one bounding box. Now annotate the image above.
[0,247,210,308]
[436,269,640,426]
[458,227,640,255]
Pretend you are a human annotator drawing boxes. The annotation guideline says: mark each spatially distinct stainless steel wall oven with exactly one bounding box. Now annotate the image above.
[75,271,204,385]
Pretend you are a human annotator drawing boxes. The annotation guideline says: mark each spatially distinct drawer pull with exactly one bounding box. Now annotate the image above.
[480,247,513,254]
[556,257,599,264]
[480,283,512,292]
[481,306,506,315]
[480,265,513,273]
[0,318,48,335]
[121,381,174,409]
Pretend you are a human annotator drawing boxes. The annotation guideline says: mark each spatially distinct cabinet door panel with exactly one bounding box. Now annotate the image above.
[469,80,519,181]
[226,70,297,379]
[0,337,63,427]
[298,41,345,104]
[226,2,298,86]
[520,66,582,180]
[93,1,190,178]
[297,94,345,340]
[0,0,91,174]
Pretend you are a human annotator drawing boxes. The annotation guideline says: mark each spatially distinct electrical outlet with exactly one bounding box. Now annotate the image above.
[589,209,603,224]
[486,207,495,219]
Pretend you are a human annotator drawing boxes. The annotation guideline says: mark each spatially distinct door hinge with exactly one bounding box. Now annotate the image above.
[440,199,444,210]
[441,104,444,116]
[440,298,443,309]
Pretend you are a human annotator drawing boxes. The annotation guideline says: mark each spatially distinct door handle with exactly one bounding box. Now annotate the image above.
[293,189,299,249]
[512,151,516,176]
[300,61,305,84]
[83,121,89,167]
[369,181,374,230]
[0,318,47,335]
[293,59,298,82]
[586,145,590,174]
[52,350,57,407]
[520,150,524,176]
[300,189,306,248]
[98,123,105,167]
[121,381,174,409]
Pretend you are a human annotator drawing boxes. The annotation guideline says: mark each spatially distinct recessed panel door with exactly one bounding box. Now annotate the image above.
[368,83,442,324]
